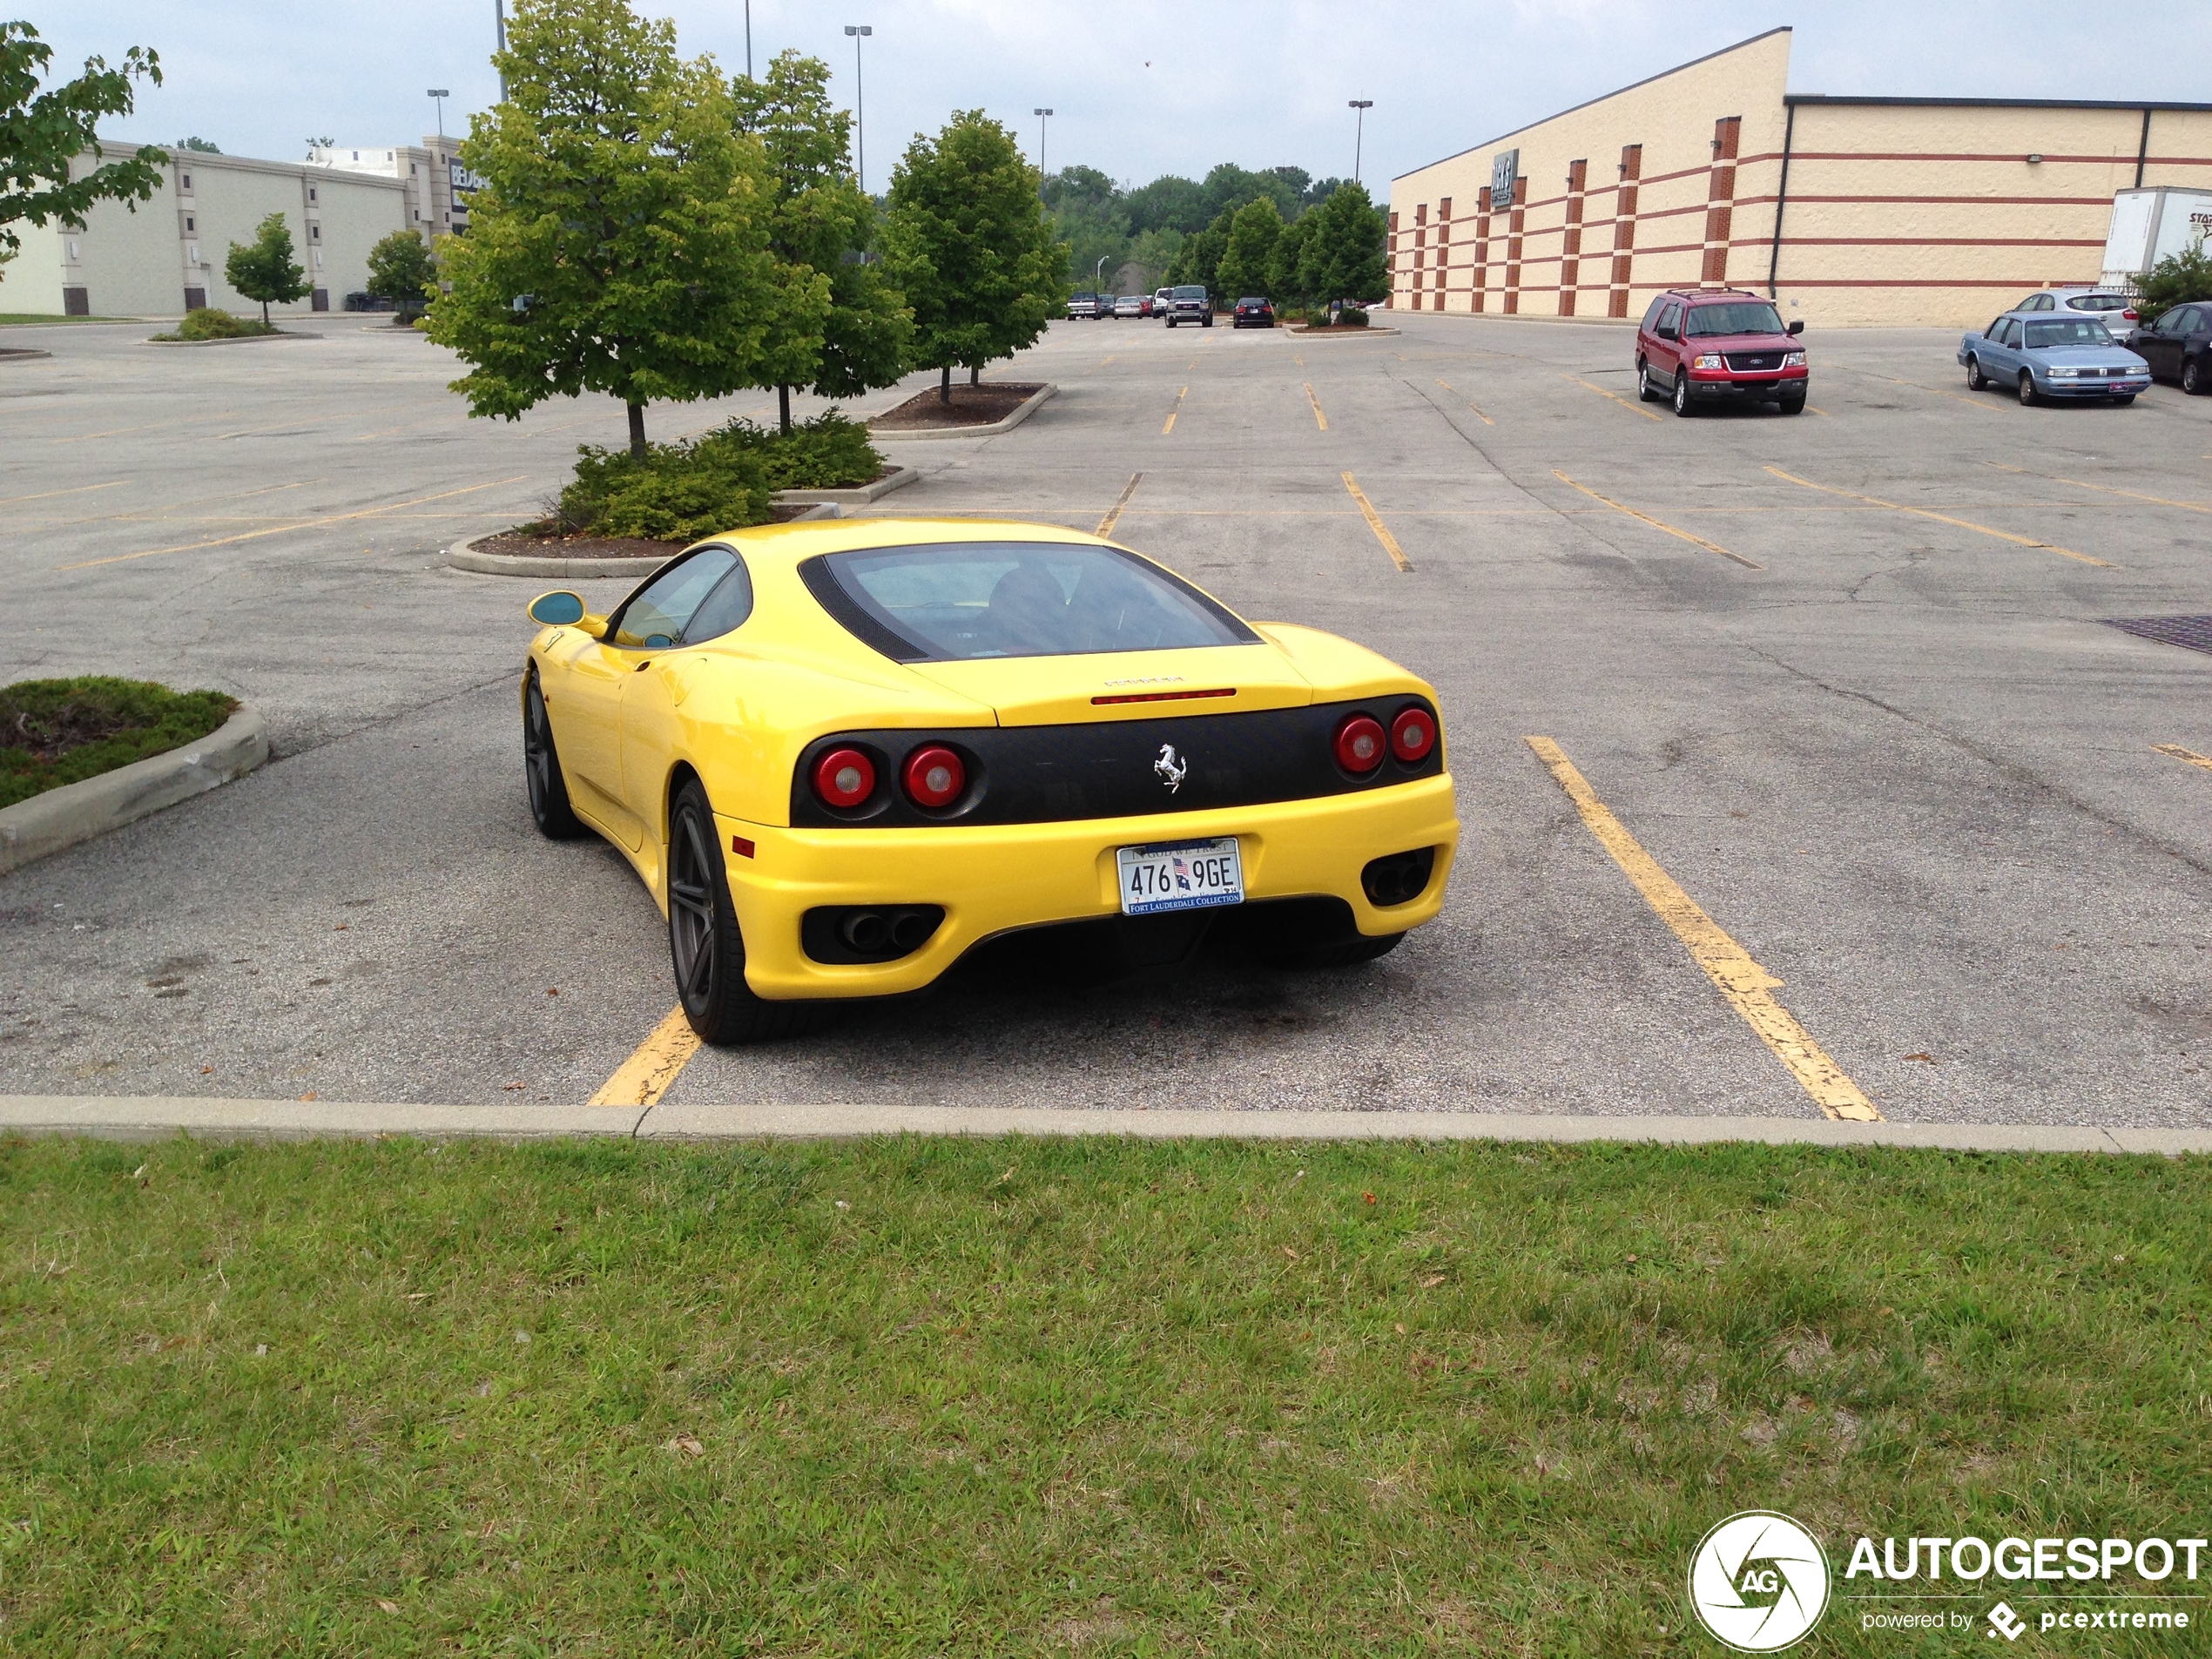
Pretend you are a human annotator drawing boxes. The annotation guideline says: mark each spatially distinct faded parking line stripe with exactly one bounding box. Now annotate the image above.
[57,476,530,570]
[2155,744,2212,773]
[1553,469,1760,570]
[1096,471,1143,538]
[1163,386,1187,435]
[1435,379,1495,425]
[0,481,132,507]
[1561,373,1662,422]
[1305,382,1328,430]
[1526,737,1880,1123]
[587,1007,701,1108]
[1764,465,2111,567]
[1341,472,1411,571]
[1989,462,2212,516]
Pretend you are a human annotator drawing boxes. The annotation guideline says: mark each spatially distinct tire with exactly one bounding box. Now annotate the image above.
[523,672,585,840]
[1777,395,1805,415]
[2017,371,2037,406]
[1274,933,1406,971]
[2112,394,2136,406]
[1165,317,1176,328]
[2185,357,2203,396]
[1672,373,1694,417]
[1636,361,1658,401]
[666,777,817,1045]
[1964,354,1986,391]
[1202,315,1212,328]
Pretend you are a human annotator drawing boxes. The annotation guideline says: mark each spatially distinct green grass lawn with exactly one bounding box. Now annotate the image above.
[0,314,138,326]
[2,1135,2206,1655]
[0,678,237,809]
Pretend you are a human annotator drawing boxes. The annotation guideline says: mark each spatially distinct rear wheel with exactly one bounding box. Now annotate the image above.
[523,672,584,840]
[2017,371,2038,406]
[1637,361,1658,401]
[1672,374,1694,417]
[667,778,818,1046]
[2184,357,2203,395]
[1964,354,1986,391]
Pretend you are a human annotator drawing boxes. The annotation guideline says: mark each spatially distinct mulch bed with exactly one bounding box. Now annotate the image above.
[870,381,1043,431]
[474,503,821,561]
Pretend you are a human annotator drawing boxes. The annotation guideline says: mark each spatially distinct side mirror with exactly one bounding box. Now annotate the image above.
[528,590,585,626]
[1786,319,1804,336]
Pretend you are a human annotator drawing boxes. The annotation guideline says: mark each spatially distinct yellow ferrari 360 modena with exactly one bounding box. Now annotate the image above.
[521,518,1458,1043]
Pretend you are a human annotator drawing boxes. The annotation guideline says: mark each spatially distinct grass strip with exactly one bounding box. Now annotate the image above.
[1,1135,2205,1655]
[0,678,237,810]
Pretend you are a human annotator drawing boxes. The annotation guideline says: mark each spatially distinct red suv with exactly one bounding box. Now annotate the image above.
[1635,289,1807,416]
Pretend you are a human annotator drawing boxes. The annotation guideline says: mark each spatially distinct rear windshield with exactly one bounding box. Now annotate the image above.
[806,542,1258,663]
[2025,319,2114,347]
[2066,293,2131,311]
[1238,297,1267,305]
[1171,286,1207,300]
[1683,300,1786,337]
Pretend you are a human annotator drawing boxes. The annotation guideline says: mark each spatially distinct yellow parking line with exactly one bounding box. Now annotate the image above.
[56,475,529,570]
[1764,465,2111,567]
[1162,387,1187,435]
[1525,737,1879,1123]
[2155,744,2212,773]
[1304,382,1327,430]
[586,1006,701,1107]
[1988,462,2212,516]
[1804,405,1830,416]
[1294,354,1305,367]
[1096,471,1143,538]
[1561,373,1662,421]
[1433,379,1497,427]
[1553,469,1760,570]
[0,480,132,507]
[1341,472,1411,572]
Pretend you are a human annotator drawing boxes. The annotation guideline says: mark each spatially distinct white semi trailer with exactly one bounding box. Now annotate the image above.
[2101,186,2212,290]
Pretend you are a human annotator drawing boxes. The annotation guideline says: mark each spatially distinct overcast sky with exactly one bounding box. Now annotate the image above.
[39,1,2212,193]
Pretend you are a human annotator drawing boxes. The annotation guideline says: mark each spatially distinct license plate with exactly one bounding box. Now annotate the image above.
[1116,836,1243,916]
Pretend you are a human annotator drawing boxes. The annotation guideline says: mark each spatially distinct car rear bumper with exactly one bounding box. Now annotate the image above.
[715,773,1460,999]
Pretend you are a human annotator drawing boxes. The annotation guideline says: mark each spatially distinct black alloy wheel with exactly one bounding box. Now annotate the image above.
[666,778,817,1045]
[523,672,584,840]
[1671,373,1694,417]
[1964,354,1986,391]
[2018,371,2038,406]
[1637,361,1658,401]
[2185,357,2203,396]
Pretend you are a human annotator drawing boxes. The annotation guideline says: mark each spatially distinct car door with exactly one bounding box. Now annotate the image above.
[1652,300,1685,384]
[618,549,752,874]
[2135,308,2176,378]
[1986,316,2025,377]
[2161,306,2204,381]
[2182,307,2212,383]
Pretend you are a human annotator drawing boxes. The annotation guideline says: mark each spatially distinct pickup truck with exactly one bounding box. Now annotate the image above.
[1163,284,1213,328]
[1066,292,1109,320]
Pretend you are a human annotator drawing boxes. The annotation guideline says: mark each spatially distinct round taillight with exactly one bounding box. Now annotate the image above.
[812,746,875,810]
[1391,706,1436,764]
[1334,714,1386,774]
[901,743,965,809]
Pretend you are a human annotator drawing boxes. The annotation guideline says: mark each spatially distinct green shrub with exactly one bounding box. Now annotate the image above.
[167,307,273,341]
[1335,306,1370,328]
[707,411,885,490]
[2132,244,2212,324]
[558,435,773,542]
[0,678,238,809]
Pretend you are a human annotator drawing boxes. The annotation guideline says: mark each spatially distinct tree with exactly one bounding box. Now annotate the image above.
[1166,206,1232,296]
[365,228,437,316]
[0,22,166,287]
[732,50,909,435]
[174,136,219,152]
[427,0,799,459]
[883,111,1066,405]
[225,212,308,324]
[2132,243,2212,324]
[1198,162,1299,224]
[1123,173,1206,236]
[1298,180,1387,309]
[1214,196,1283,301]
[1268,211,1313,308]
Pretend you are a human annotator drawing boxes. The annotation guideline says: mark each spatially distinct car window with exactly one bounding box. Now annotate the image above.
[609,547,738,649]
[1656,301,1682,337]
[1984,315,2009,337]
[2182,307,2208,334]
[2000,318,2026,347]
[1171,286,1206,300]
[1641,296,1669,331]
[2023,318,2114,348]
[680,554,754,644]
[806,542,1259,663]
[2067,293,2128,313]
[1683,300,1787,336]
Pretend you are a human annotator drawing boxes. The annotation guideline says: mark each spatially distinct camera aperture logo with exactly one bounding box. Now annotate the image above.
[1689,1511,1832,1652]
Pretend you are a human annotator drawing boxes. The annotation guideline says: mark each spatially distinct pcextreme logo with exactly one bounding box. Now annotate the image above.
[1688,1511,1833,1652]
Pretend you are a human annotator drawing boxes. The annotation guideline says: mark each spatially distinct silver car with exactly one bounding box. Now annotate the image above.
[1113,294,1144,319]
[2010,287,2142,331]
[1957,311,2151,405]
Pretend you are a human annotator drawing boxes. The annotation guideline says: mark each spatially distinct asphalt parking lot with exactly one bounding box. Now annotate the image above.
[4,309,2211,1125]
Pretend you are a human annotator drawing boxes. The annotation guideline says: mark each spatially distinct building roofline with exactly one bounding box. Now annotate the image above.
[1785,93,2212,112]
[1391,26,1792,185]
[93,138,410,188]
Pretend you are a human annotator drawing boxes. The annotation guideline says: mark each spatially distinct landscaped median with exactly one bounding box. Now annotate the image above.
[0,678,265,873]
[2,1131,2203,1652]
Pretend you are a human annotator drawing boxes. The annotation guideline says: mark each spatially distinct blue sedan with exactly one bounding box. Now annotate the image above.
[1958,312,2150,406]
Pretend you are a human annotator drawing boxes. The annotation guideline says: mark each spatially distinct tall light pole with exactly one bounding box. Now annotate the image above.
[428,89,450,140]
[1034,107,1053,181]
[844,25,873,194]
[745,0,752,80]
[1349,100,1373,185]
[495,0,507,98]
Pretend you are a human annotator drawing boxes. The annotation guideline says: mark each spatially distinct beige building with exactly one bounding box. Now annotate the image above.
[1387,28,2212,327]
[310,138,478,239]
[3,141,412,319]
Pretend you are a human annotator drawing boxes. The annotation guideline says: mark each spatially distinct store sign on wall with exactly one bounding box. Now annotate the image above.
[1490,149,1519,210]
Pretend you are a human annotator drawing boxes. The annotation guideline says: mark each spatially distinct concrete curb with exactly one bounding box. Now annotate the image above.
[0,348,53,362]
[773,463,919,505]
[870,383,1057,442]
[445,504,840,579]
[140,332,320,347]
[3,1096,2209,1155]
[1285,326,1401,338]
[0,707,269,877]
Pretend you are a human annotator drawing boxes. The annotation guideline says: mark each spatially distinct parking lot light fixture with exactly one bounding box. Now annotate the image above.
[1349,99,1373,184]
[428,89,450,140]
[844,25,873,193]
[1034,107,1052,179]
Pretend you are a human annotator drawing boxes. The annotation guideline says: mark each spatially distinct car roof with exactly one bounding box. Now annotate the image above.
[686,516,1114,576]
[1662,288,1768,303]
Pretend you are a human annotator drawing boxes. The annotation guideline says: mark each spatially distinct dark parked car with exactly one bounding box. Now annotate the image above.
[1163,285,1213,328]
[1232,297,1276,328]
[2129,302,2212,395]
[1635,287,1808,416]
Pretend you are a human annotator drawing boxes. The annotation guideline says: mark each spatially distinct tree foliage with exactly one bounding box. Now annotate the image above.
[2133,243,2212,323]
[365,229,438,313]
[1214,197,1283,301]
[224,212,308,324]
[0,20,166,279]
[1296,181,1387,308]
[732,50,909,431]
[883,111,1066,401]
[427,0,801,458]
